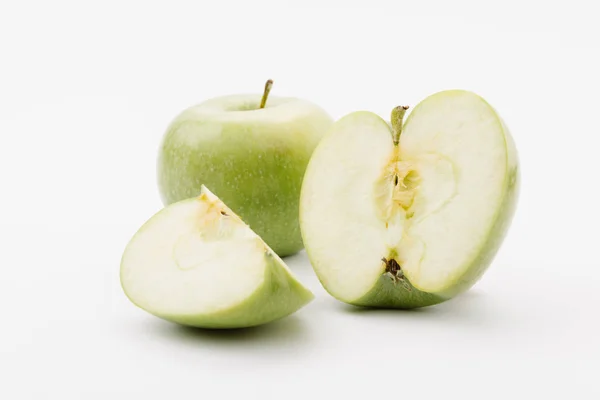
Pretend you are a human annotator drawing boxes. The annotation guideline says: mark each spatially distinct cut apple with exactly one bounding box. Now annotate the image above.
[120,186,314,328]
[300,90,519,308]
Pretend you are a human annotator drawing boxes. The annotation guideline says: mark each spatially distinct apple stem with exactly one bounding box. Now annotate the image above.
[259,79,274,109]
[391,105,409,145]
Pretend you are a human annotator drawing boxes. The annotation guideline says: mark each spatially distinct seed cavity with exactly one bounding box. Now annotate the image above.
[391,163,420,213]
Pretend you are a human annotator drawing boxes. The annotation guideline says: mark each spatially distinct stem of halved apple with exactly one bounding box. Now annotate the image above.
[259,79,274,109]
[391,105,409,145]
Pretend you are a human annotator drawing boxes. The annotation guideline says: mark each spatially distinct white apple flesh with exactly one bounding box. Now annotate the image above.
[120,186,314,328]
[300,90,519,308]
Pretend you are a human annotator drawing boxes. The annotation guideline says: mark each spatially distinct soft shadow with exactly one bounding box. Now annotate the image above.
[337,290,496,325]
[145,314,313,348]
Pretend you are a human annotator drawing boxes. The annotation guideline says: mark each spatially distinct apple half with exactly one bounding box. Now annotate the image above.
[300,90,519,308]
[120,186,314,328]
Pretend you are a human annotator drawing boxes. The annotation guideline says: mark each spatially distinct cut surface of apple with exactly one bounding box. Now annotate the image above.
[120,186,314,328]
[300,90,519,308]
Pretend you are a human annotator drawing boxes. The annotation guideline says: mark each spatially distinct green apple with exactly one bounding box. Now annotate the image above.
[299,90,519,308]
[157,80,333,257]
[120,185,314,328]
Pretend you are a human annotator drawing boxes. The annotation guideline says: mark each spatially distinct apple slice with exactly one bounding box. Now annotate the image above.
[300,90,519,308]
[120,186,314,328]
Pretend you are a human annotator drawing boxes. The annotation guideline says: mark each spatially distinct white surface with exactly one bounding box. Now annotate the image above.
[1,1,599,399]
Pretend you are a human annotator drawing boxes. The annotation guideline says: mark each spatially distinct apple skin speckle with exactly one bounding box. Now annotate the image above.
[157,94,333,257]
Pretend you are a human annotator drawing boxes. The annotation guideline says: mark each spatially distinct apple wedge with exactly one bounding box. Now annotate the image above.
[300,90,519,308]
[120,186,314,328]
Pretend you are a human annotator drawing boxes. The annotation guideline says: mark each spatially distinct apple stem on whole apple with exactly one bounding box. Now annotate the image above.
[259,79,274,109]
[391,105,410,145]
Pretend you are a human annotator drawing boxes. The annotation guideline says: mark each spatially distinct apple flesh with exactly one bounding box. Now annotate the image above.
[120,186,314,328]
[157,87,333,257]
[300,90,519,308]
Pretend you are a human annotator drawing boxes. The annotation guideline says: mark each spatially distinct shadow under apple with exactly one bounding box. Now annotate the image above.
[337,289,499,325]
[145,313,314,348]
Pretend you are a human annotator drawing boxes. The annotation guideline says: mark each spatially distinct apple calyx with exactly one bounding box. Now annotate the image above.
[381,257,412,291]
[259,79,274,109]
[391,105,409,145]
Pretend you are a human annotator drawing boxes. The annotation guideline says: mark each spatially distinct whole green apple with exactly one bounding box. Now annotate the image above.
[157,81,333,257]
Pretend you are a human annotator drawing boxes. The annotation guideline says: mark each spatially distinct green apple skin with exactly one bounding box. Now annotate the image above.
[157,95,333,257]
[129,250,315,329]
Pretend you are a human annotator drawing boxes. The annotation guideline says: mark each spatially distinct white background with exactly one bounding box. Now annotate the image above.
[1,0,599,399]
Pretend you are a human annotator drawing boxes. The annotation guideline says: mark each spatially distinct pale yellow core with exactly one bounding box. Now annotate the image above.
[375,148,458,267]
[172,194,241,271]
